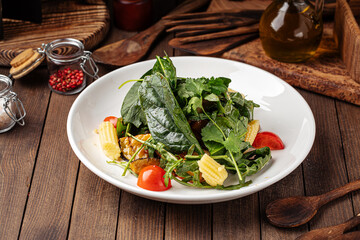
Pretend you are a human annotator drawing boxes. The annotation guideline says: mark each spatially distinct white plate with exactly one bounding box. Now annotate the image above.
[67,56,315,204]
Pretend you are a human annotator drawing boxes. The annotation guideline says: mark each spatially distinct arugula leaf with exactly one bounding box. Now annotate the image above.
[208,77,231,95]
[138,73,202,153]
[121,82,146,128]
[183,97,202,115]
[201,122,224,143]
[185,77,210,96]
[175,160,199,178]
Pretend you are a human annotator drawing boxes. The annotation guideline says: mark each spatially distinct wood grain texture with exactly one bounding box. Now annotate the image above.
[0,68,50,240]
[260,168,308,240]
[213,194,260,240]
[18,92,80,240]
[0,0,110,66]
[207,0,270,12]
[334,0,360,83]
[165,204,212,240]
[223,25,360,106]
[300,91,354,230]
[336,101,360,215]
[67,165,120,240]
[169,32,258,56]
[117,192,165,240]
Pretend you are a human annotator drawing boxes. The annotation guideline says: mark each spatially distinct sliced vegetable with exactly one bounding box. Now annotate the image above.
[137,165,172,191]
[104,116,118,128]
[252,131,284,150]
[197,154,228,187]
[98,121,121,160]
[244,120,260,145]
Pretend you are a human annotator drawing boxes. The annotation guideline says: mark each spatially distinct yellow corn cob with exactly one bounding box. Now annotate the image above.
[197,154,228,187]
[244,120,260,145]
[98,121,121,160]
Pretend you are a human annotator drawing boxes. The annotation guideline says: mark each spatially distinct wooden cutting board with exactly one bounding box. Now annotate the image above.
[207,0,360,106]
[0,0,110,66]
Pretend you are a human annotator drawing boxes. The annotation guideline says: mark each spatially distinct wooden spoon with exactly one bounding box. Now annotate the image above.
[266,179,360,228]
[92,0,210,67]
[295,213,360,240]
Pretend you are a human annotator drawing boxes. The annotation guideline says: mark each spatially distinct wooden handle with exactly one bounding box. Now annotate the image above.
[178,24,258,44]
[341,213,360,233]
[317,179,360,207]
[130,0,210,47]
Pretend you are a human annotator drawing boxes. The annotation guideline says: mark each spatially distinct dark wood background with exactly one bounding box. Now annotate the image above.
[0,0,359,239]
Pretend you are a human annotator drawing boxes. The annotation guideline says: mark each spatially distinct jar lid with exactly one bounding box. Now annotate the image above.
[9,48,45,80]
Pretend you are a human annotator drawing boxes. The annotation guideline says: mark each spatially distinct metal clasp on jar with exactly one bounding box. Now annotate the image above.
[3,91,26,126]
[80,51,99,80]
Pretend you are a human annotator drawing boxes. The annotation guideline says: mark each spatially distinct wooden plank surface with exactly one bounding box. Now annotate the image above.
[18,91,80,239]
[300,91,354,230]
[0,68,50,240]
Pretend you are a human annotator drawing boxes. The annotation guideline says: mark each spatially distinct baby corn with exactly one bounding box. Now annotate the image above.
[197,154,228,187]
[98,121,121,160]
[244,120,260,145]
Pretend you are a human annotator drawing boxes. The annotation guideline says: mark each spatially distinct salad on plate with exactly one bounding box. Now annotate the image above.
[97,54,284,191]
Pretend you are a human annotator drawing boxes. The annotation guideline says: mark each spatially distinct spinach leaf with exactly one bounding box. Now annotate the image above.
[121,81,146,128]
[152,55,177,89]
[138,73,202,153]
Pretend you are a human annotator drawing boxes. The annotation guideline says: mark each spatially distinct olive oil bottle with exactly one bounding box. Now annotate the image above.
[259,0,324,63]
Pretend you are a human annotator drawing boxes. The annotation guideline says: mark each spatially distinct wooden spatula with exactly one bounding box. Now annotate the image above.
[92,0,210,67]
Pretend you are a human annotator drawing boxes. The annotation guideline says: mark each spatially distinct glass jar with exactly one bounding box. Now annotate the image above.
[44,38,98,95]
[113,0,152,31]
[0,75,26,133]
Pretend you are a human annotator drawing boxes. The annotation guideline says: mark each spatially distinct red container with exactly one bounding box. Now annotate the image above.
[113,0,152,31]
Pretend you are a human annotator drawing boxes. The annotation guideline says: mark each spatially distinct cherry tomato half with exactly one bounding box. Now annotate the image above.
[137,165,172,191]
[252,131,285,150]
[104,116,118,128]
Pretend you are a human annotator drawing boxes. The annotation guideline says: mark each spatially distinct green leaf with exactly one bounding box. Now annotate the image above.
[121,82,146,128]
[185,78,209,97]
[201,122,224,143]
[203,141,225,155]
[175,161,199,177]
[204,93,220,102]
[208,77,231,95]
[138,73,202,153]
[184,97,202,115]
[153,55,177,89]
[223,132,243,153]
[116,117,127,138]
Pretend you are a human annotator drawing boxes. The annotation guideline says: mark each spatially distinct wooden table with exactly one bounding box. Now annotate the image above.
[1,17,360,240]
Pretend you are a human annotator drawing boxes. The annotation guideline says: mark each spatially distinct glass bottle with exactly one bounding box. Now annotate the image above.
[259,0,324,63]
[0,75,26,133]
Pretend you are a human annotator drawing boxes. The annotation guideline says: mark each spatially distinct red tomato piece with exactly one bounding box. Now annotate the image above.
[252,131,285,150]
[104,116,118,128]
[137,165,172,191]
